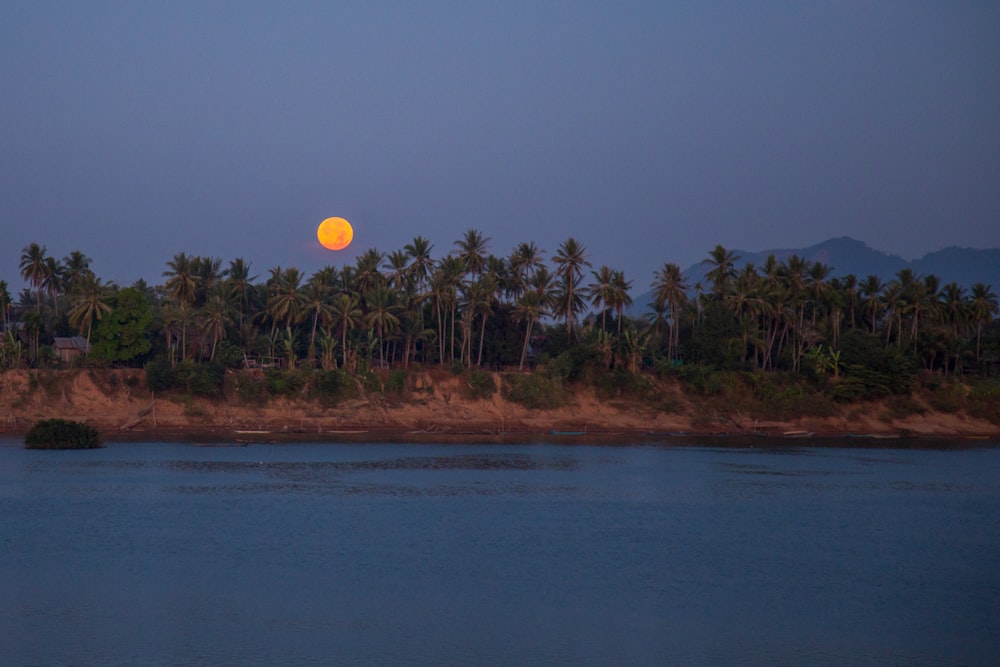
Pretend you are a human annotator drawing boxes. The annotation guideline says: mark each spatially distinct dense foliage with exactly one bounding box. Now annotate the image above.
[25,418,101,449]
[1,238,998,412]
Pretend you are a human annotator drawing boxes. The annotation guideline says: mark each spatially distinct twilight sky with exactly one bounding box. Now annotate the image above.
[2,1,998,291]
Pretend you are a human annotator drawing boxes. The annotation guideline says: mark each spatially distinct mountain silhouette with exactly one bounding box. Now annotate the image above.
[629,237,998,314]
[685,237,999,289]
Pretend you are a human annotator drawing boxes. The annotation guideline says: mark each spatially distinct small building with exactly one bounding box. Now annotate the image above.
[53,336,89,364]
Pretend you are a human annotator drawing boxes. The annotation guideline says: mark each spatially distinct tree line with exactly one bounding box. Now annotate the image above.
[2,235,998,396]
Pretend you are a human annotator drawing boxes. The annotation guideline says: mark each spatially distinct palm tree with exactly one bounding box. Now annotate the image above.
[860,274,884,334]
[552,237,590,338]
[807,262,831,325]
[200,292,234,362]
[705,245,738,298]
[301,269,335,363]
[588,266,616,331]
[0,280,11,332]
[906,275,940,353]
[41,256,64,315]
[67,274,111,349]
[61,250,93,296]
[404,235,435,290]
[354,248,385,296]
[318,330,338,370]
[609,270,633,332]
[508,241,545,300]
[268,268,304,331]
[939,282,968,373]
[468,274,497,367]
[364,283,400,367]
[650,262,688,361]
[970,283,999,364]
[163,252,201,308]
[435,254,466,362]
[225,257,257,331]
[330,292,363,369]
[194,256,223,307]
[512,291,545,370]
[19,243,49,314]
[384,250,412,294]
[456,229,490,277]
[842,274,859,330]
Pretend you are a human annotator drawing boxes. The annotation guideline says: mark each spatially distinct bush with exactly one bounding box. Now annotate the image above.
[266,369,307,396]
[503,374,565,409]
[747,372,836,419]
[25,419,101,449]
[466,370,495,399]
[886,394,926,419]
[923,380,966,413]
[232,371,265,403]
[386,369,408,394]
[594,368,655,400]
[174,361,225,397]
[309,369,356,405]
[144,357,175,392]
[968,380,1000,424]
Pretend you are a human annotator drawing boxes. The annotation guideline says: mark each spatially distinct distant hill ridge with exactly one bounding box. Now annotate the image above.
[686,236,1000,289]
[629,237,998,314]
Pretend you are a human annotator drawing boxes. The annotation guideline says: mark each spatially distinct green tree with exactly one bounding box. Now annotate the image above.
[552,237,590,338]
[588,265,616,332]
[705,244,738,298]
[0,280,11,332]
[650,262,688,362]
[456,228,490,278]
[67,274,112,349]
[90,287,154,364]
[200,292,234,362]
[364,283,400,367]
[330,292,363,369]
[19,242,50,315]
[513,291,544,371]
[970,282,999,364]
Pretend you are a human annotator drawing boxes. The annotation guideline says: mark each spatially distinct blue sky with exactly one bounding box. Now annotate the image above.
[2,1,998,291]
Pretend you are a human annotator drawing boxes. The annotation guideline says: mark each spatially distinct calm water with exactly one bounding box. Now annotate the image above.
[1,438,998,666]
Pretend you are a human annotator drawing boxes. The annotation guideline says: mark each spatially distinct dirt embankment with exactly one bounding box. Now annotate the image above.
[0,369,997,440]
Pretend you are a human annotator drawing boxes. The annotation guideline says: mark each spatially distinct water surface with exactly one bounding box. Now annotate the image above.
[1,438,998,665]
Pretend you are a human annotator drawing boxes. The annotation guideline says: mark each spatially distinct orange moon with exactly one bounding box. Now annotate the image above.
[317,217,354,251]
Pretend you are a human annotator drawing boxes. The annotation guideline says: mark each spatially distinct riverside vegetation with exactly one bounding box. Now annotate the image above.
[24,418,101,449]
[1,236,998,434]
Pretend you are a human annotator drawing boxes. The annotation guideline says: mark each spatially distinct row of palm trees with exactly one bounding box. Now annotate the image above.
[5,237,999,376]
[690,245,999,373]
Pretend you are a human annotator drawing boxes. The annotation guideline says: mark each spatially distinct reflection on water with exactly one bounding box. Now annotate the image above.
[1,439,998,666]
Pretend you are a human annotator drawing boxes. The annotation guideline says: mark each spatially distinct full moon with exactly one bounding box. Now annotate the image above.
[317,217,354,251]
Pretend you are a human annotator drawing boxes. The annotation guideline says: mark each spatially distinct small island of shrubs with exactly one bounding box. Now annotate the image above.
[24,419,102,449]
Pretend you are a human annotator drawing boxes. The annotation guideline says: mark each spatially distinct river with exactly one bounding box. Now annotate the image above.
[1,438,998,665]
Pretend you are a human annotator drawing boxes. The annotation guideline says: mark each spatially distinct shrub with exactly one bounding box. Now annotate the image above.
[25,419,101,449]
[362,371,382,394]
[968,380,1000,424]
[886,394,925,418]
[232,371,265,403]
[923,381,966,413]
[174,361,225,397]
[144,357,175,392]
[386,369,408,394]
[266,369,307,396]
[466,370,495,399]
[309,369,355,405]
[594,368,655,400]
[503,374,565,409]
